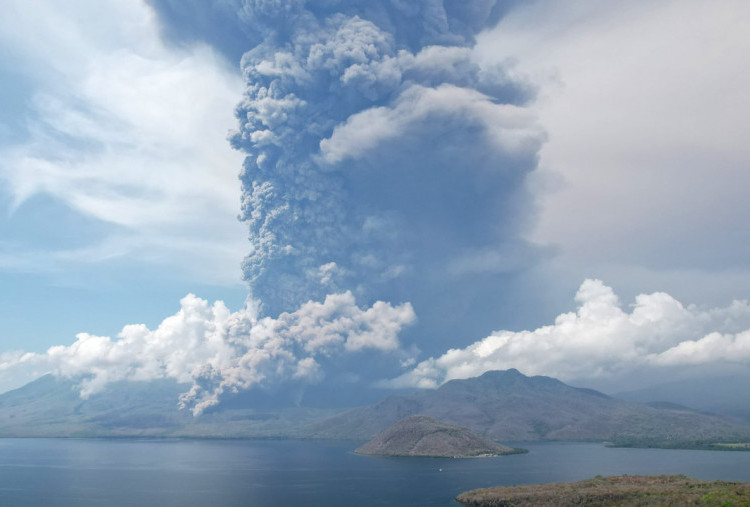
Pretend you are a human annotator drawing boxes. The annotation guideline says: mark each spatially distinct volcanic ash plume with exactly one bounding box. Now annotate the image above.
[0,1,547,414]
[230,0,545,320]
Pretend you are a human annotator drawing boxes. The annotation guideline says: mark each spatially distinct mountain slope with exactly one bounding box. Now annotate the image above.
[3,370,750,445]
[355,415,519,457]
[0,375,335,437]
[614,376,750,422]
[306,369,750,446]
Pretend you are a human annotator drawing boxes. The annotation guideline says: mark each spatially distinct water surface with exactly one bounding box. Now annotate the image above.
[1,439,749,506]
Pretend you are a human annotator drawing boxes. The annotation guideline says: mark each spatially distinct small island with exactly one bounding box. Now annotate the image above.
[455,474,750,506]
[354,415,524,458]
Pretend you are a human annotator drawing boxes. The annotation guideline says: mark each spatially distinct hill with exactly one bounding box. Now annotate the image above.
[455,475,750,506]
[355,415,521,457]
[0,375,335,438]
[614,375,750,422]
[305,369,750,447]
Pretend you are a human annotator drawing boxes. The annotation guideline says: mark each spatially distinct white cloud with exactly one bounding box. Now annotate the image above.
[650,331,750,366]
[0,291,415,415]
[386,279,750,389]
[0,0,247,285]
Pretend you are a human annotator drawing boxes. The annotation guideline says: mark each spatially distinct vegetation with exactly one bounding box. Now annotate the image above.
[607,438,750,451]
[455,474,750,506]
[714,443,750,450]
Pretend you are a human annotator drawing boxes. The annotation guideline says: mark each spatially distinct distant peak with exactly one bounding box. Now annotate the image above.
[434,369,535,395]
[479,368,525,378]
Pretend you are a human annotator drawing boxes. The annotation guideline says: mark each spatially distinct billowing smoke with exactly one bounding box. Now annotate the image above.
[1,292,414,415]
[229,0,545,344]
[6,1,750,412]
[8,277,750,411]
[1,0,546,411]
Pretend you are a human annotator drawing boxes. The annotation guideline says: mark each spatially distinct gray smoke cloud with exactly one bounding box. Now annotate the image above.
[11,1,748,413]
[13,0,543,413]
[228,0,545,347]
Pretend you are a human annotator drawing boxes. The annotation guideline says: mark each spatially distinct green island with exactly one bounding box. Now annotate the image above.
[455,475,750,506]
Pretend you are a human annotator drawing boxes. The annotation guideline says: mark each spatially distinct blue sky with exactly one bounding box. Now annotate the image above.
[0,0,249,352]
[1,0,750,407]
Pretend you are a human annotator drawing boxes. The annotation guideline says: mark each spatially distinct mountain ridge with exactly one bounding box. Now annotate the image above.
[0,374,334,438]
[304,369,750,446]
[2,370,750,447]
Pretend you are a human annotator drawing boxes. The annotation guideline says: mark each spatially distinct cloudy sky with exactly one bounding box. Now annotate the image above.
[1,0,749,410]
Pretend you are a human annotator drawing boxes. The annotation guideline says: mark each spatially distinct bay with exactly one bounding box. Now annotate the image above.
[1,439,750,506]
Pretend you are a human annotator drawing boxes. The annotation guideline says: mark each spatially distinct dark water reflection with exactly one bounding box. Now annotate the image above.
[1,439,750,506]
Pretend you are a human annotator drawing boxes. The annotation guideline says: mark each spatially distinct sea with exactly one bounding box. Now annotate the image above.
[1,438,750,506]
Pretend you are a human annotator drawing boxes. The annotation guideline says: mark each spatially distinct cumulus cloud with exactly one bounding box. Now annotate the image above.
[0,292,415,415]
[386,279,750,389]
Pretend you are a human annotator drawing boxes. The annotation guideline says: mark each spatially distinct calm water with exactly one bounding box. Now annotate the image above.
[1,439,750,506]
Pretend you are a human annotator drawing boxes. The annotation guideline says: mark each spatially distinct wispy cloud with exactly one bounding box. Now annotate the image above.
[0,0,246,285]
